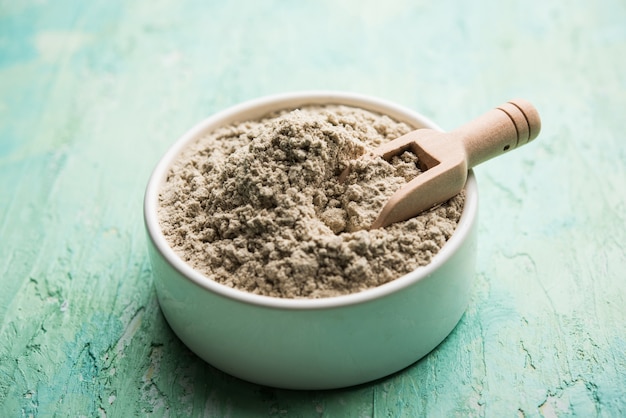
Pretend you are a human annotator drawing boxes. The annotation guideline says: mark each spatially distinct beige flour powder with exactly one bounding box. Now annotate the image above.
[158,105,464,298]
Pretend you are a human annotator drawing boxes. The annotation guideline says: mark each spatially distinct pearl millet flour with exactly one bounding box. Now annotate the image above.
[158,105,464,298]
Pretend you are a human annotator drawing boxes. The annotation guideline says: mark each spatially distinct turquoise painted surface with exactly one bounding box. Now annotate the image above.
[1,0,625,416]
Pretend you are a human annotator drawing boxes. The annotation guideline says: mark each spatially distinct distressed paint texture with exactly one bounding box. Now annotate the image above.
[1,0,625,416]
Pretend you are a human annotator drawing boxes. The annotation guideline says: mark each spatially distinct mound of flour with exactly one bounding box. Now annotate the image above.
[159,105,464,298]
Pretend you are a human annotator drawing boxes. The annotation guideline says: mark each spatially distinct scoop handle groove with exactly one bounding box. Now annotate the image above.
[454,99,541,168]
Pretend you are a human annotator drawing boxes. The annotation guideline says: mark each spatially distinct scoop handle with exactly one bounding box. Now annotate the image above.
[453,99,541,168]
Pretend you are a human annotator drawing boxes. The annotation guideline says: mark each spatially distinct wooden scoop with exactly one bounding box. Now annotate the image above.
[366,99,541,229]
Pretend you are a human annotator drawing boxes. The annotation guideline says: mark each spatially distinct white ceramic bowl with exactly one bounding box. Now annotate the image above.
[144,91,478,390]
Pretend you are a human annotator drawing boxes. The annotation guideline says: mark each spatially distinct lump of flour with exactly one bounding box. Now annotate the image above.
[158,105,464,298]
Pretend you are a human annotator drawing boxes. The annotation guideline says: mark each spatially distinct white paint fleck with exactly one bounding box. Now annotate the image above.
[115,308,144,356]
[160,51,182,67]
[539,393,571,418]
[34,31,92,61]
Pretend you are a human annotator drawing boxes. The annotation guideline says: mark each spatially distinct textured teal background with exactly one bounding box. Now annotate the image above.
[1,0,625,416]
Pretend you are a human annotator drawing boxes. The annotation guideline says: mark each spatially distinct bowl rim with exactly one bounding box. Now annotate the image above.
[144,90,478,310]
